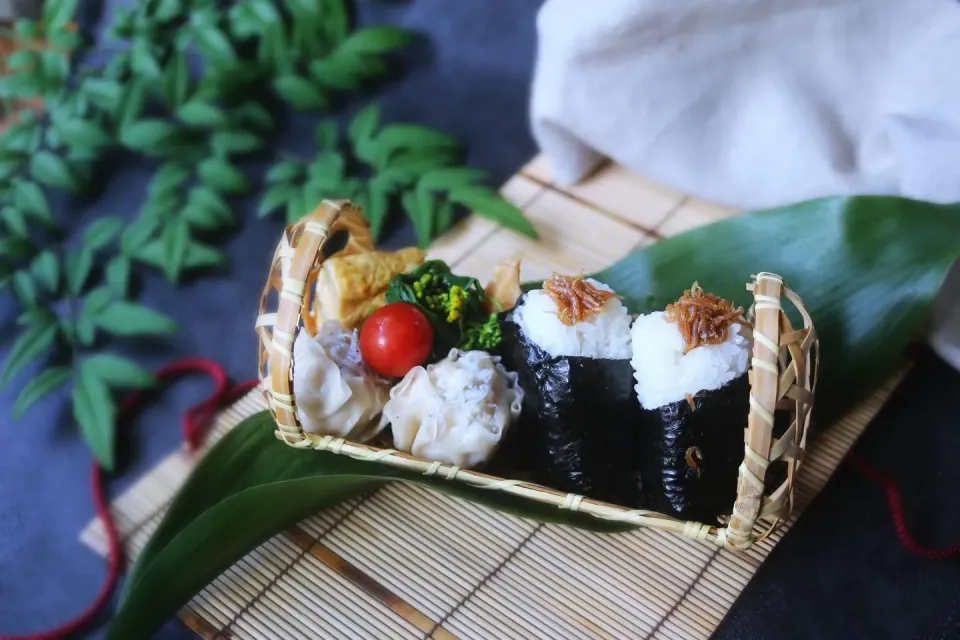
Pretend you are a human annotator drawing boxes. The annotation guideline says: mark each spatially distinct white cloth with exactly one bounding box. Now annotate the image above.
[530,0,960,370]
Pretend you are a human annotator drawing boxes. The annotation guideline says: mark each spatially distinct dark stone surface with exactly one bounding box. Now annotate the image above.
[1,2,958,639]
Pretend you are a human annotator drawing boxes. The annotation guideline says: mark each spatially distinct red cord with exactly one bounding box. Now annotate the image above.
[848,453,960,560]
[0,359,258,640]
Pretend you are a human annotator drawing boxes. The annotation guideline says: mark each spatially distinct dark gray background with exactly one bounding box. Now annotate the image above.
[1,1,958,638]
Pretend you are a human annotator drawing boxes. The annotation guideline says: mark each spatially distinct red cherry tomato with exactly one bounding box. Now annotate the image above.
[359,302,434,378]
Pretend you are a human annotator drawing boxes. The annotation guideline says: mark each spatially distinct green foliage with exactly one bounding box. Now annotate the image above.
[0,0,535,468]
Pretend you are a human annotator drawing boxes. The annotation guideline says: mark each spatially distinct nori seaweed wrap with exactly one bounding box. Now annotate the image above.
[498,277,645,507]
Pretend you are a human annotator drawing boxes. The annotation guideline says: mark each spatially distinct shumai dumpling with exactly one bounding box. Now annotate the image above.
[293,320,391,442]
[381,349,524,468]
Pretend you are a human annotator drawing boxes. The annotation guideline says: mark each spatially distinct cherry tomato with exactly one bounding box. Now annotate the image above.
[359,302,434,378]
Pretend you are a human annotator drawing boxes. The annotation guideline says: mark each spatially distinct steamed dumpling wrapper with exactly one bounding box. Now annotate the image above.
[382,350,524,469]
[293,320,391,441]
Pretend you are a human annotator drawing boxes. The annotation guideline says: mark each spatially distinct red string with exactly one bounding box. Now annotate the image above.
[0,359,258,640]
[848,453,960,560]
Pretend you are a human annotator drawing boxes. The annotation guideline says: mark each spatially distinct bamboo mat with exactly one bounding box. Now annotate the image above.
[80,156,907,640]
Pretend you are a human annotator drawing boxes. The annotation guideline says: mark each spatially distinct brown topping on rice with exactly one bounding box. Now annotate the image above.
[665,282,747,352]
[543,274,620,326]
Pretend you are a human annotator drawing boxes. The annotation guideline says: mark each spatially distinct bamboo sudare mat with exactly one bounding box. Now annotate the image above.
[81,156,908,640]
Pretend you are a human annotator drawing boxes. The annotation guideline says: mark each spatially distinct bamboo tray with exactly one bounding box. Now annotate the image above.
[80,156,907,639]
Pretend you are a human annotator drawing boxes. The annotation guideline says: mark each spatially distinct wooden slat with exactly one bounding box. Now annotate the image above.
[79,156,908,640]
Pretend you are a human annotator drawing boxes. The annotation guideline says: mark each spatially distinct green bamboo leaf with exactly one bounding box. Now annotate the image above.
[74,360,116,470]
[265,160,303,184]
[434,200,455,237]
[6,50,37,71]
[131,40,162,77]
[13,366,72,418]
[372,125,461,167]
[234,100,274,131]
[0,237,37,261]
[447,185,538,240]
[82,286,113,317]
[12,180,51,225]
[121,214,163,254]
[198,158,250,194]
[149,162,191,198]
[84,354,156,390]
[80,78,122,112]
[272,75,327,111]
[1,206,29,237]
[312,121,338,150]
[247,0,280,23]
[120,119,176,151]
[15,308,54,327]
[11,271,37,307]
[285,189,308,224]
[107,412,630,639]
[184,241,226,269]
[193,24,237,63]
[161,218,190,281]
[176,101,225,128]
[418,168,487,191]
[118,81,147,128]
[0,321,58,386]
[55,119,110,149]
[307,152,345,188]
[48,28,83,51]
[307,56,362,92]
[402,190,433,248]
[258,183,298,218]
[84,216,124,250]
[66,248,94,295]
[30,251,59,293]
[258,21,290,71]
[155,0,183,21]
[0,74,40,100]
[92,302,177,336]
[348,103,380,147]
[75,316,96,346]
[339,26,417,56]
[44,0,78,31]
[29,151,78,193]
[210,130,263,156]
[182,203,227,230]
[323,0,348,43]
[366,182,389,241]
[105,256,131,296]
[14,19,39,40]
[187,187,231,220]
[163,53,190,109]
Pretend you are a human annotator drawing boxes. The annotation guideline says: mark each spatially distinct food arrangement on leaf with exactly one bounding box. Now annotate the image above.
[258,200,819,550]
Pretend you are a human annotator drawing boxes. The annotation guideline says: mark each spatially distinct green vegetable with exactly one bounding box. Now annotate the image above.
[385,259,503,358]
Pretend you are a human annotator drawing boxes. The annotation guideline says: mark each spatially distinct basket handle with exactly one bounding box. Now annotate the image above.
[256,199,365,442]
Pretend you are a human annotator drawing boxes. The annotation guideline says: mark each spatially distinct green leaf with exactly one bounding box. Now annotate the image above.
[55,118,110,149]
[155,0,183,21]
[0,237,37,261]
[131,40,162,77]
[81,78,122,112]
[120,119,176,151]
[11,271,37,307]
[365,181,390,241]
[182,204,228,230]
[193,24,237,63]
[84,354,155,390]
[82,286,113,317]
[84,216,124,250]
[234,100,274,131]
[105,256,131,296]
[92,302,177,337]
[161,218,190,281]
[448,185,538,239]
[313,121,338,150]
[12,180,52,225]
[74,360,116,470]
[13,366,72,418]
[14,19,39,40]
[323,0,348,43]
[163,53,190,109]
[121,214,162,254]
[66,248,94,295]
[402,190,433,248]
[210,130,262,156]
[176,101,225,128]
[30,251,59,293]
[258,183,298,218]
[339,26,416,56]
[418,168,487,191]
[106,412,631,639]
[198,158,249,194]
[435,199,455,237]
[307,152,345,188]
[307,55,363,92]
[372,124,461,167]
[187,187,231,220]
[265,160,303,184]
[29,151,78,193]
[284,189,308,224]
[44,0,79,31]
[0,321,58,386]
[184,241,226,270]
[1,206,29,237]
[348,103,380,147]
[6,50,37,71]
[118,81,147,128]
[149,162,191,197]
[272,75,327,111]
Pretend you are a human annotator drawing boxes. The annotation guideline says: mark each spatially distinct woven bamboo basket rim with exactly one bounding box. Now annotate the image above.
[256,200,820,551]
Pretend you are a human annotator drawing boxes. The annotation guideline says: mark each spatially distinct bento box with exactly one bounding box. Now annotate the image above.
[256,200,819,551]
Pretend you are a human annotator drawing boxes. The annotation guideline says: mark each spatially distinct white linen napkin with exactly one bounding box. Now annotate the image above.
[530,0,960,370]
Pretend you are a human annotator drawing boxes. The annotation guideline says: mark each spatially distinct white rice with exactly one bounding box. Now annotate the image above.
[630,311,751,409]
[512,278,632,359]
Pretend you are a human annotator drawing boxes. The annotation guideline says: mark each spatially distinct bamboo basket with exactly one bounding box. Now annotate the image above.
[256,199,820,552]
